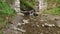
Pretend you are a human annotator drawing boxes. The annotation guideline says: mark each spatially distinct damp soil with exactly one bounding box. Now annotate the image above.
[3,14,60,34]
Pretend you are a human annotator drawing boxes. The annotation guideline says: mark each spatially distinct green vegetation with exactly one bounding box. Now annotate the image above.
[44,7,60,15]
[0,1,15,16]
[0,0,60,34]
[0,0,16,34]
[20,0,36,11]
[44,0,60,16]
[0,30,2,34]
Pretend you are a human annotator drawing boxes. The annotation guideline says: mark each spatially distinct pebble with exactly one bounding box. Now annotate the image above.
[42,23,55,27]
[23,19,29,23]
[37,25,40,27]
[57,25,60,28]
[17,23,21,25]
[57,31,60,33]
[13,27,26,32]
[17,13,24,16]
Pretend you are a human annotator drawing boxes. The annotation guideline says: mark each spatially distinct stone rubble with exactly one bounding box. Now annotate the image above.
[42,23,55,27]
[13,27,26,32]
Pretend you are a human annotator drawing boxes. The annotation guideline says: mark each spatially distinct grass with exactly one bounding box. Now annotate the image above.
[43,0,60,16]
[43,7,60,16]
[0,2,15,16]
[0,0,16,34]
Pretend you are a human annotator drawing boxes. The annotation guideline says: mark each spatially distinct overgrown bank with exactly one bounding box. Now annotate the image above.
[44,0,60,16]
[0,0,16,34]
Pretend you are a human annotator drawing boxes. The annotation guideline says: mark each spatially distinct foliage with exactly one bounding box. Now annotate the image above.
[0,0,16,34]
[20,0,36,11]
[44,7,60,15]
[44,0,60,9]
[0,1,15,16]
[43,0,60,16]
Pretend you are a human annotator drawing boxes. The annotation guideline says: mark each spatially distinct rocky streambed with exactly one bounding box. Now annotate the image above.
[3,14,60,34]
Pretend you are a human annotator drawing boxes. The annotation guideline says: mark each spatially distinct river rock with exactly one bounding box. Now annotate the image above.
[23,19,29,24]
[42,23,55,27]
